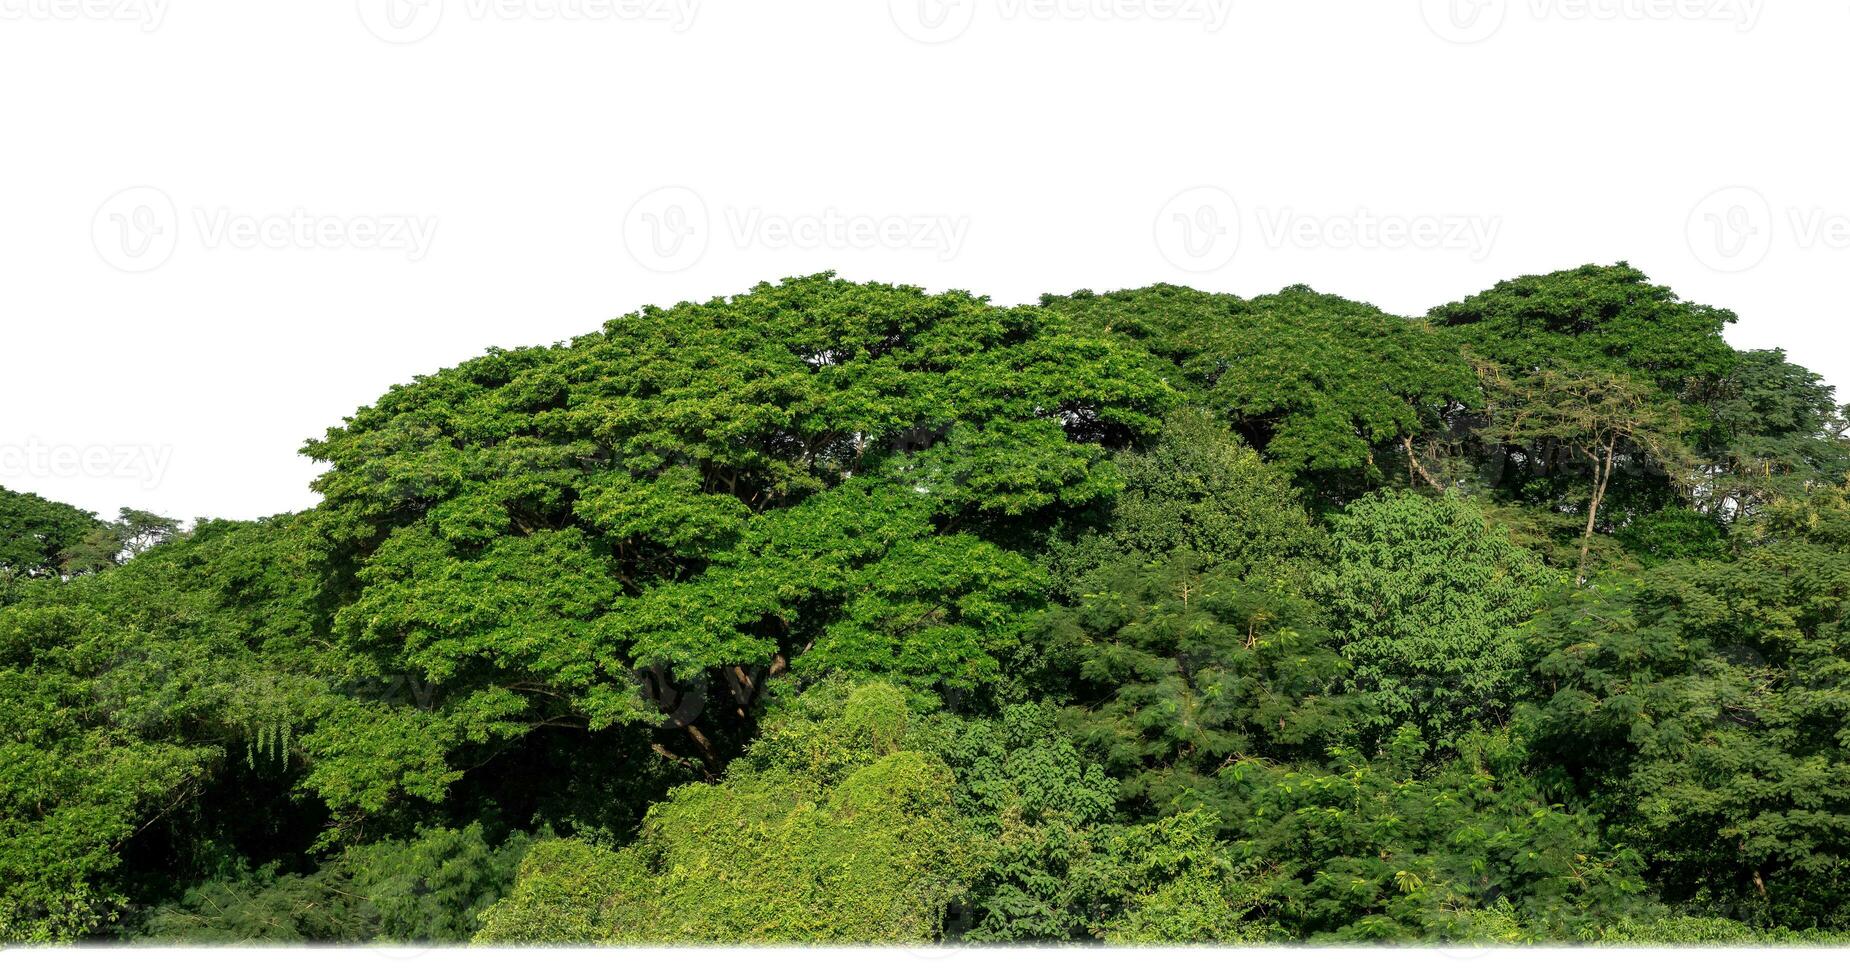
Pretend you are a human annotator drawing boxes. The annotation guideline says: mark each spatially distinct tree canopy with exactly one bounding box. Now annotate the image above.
[6,268,1850,945]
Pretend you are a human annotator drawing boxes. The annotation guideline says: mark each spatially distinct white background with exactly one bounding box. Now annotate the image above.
[3,0,1846,523]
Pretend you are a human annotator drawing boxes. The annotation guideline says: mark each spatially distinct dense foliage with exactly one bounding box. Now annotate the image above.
[4,267,1849,945]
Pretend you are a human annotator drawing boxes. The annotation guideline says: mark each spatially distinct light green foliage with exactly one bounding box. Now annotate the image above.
[1072,809,1273,944]
[1578,913,1850,945]
[476,683,970,944]
[1317,491,1557,747]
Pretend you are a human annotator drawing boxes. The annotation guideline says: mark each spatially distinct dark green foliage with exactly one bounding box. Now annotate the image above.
[1430,262,1737,396]
[1702,348,1850,518]
[0,486,101,586]
[8,268,1850,947]
[135,824,531,943]
[1043,556,1358,818]
[935,701,1118,943]
[1050,408,1317,594]
[1047,284,1478,488]
[1616,508,1730,568]
[1522,484,1850,929]
[1223,728,1648,941]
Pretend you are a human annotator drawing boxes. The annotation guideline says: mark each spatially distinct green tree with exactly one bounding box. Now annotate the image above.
[1702,348,1850,519]
[133,824,532,944]
[1046,284,1477,490]
[1477,363,1690,582]
[302,274,1172,816]
[475,683,971,944]
[1222,728,1647,942]
[1316,491,1557,748]
[1523,483,1850,928]
[1430,262,1737,397]
[0,486,100,587]
[1051,408,1316,593]
[1042,556,1357,819]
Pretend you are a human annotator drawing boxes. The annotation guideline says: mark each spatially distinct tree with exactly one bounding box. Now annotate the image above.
[0,486,99,587]
[1701,348,1850,519]
[1430,262,1738,398]
[1041,555,1358,819]
[55,508,181,577]
[1477,363,1690,582]
[1220,728,1647,942]
[1523,483,1850,928]
[1046,284,1478,491]
[1316,491,1557,748]
[1073,408,1315,576]
[302,274,1172,816]
[11,269,1850,947]
[474,683,972,944]
[133,824,532,944]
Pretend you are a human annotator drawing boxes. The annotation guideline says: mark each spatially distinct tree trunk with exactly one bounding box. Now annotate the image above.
[1402,435,1444,491]
[1576,438,1616,585]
